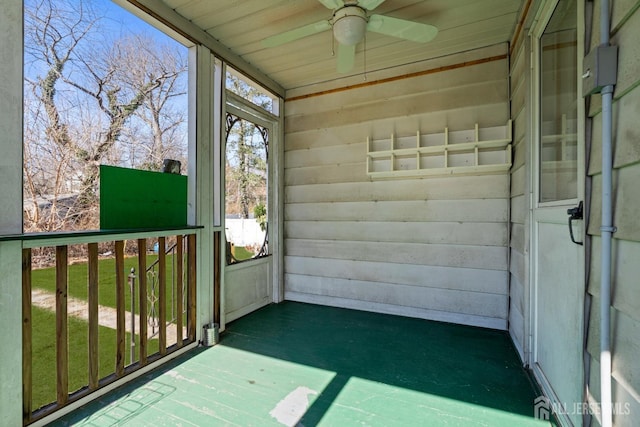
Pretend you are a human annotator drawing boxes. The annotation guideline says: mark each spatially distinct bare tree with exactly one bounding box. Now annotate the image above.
[57,33,172,208]
[23,0,90,233]
[23,0,188,231]
[225,114,268,219]
[225,75,270,219]
[23,93,80,231]
[126,35,188,171]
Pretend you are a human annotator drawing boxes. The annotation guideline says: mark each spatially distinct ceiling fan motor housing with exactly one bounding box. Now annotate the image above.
[332,6,368,45]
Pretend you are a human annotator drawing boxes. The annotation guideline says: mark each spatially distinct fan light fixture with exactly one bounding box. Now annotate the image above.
[332,7,367,46]
[262,0,438,73]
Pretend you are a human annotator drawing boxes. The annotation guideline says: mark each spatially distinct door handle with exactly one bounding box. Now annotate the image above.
[567,201,584,246]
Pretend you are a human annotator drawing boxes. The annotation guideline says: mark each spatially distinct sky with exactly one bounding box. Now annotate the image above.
[23,0,186,77]
[102,0,183,47]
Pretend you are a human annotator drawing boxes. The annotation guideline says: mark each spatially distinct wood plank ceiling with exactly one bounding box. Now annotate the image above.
[160,0,527,92]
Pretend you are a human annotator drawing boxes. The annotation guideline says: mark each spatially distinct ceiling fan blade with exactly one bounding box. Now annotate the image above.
[357,0,386,10]
[367,14,438,43]
[318,0,344,9]
[263,20,332,48]
[336,43,356,73]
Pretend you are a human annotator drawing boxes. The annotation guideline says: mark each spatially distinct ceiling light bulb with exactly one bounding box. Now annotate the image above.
[332,7,367,46]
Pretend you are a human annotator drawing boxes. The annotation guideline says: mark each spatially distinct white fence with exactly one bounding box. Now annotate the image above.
[225,218,265,247]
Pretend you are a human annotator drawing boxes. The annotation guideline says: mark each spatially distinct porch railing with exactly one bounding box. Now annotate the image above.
[145,238,186,343]
[21,229,198,425]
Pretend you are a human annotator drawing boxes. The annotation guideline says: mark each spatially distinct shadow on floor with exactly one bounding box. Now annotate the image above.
[220,301,545,425]
[55,301,551,426]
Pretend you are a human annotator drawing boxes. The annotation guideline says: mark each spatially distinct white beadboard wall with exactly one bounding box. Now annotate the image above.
[283,44,511,330]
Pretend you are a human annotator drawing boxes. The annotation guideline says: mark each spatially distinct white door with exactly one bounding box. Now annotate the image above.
[223,100,276,323]
[531,0,585,425]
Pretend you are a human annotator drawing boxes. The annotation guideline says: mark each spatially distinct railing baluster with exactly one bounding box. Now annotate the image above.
[88,243,99,390]
[138,239,148,366]
[188,234,197,341]
[22,248,32,423]
[56,245,69,405]
[115,241,125,377]
[214,231,221,324]
[176,235,184,347]
[158,237,167,355]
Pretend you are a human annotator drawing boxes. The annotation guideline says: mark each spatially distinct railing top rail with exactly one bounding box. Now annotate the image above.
[146,242,179,273]
[2,226,202,248]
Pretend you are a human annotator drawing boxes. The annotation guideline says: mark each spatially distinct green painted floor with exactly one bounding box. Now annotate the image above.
[55,302,551,426]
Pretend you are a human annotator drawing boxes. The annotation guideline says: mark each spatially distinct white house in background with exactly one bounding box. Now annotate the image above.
[1,1,638,426]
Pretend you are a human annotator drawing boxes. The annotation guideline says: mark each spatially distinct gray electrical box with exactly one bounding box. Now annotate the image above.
[582,45,618,97]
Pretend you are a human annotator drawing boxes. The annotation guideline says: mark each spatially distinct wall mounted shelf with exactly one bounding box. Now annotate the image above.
[366,120,512,179]
[540,114,578,169]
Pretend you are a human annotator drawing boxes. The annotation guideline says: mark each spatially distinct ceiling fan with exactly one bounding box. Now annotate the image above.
[262,0,438,73]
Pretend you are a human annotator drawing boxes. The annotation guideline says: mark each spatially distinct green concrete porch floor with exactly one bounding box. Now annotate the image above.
[55,301,551,426]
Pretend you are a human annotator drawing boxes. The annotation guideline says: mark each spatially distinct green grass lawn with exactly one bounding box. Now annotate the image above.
[32,306,159,410]
[232,245,255,261]
[32,253,183,311]
[30,254,171,411]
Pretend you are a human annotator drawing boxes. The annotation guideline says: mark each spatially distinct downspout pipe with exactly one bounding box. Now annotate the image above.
[599,0,614,426]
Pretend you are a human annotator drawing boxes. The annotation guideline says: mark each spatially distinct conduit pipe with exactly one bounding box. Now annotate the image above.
[599,0,614,425]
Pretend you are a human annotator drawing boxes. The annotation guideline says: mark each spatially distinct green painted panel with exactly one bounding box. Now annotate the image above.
[99,165,187,229]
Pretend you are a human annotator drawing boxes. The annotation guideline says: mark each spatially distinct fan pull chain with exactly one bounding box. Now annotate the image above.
[331,28,335,57]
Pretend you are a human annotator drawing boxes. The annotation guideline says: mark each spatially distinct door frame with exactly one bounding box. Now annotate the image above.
[529,0,586,210]
[220,78,283,327]
[528,0,586,424]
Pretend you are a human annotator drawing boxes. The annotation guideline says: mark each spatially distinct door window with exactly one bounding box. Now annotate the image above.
[224,112,269,264]
[539,0,578,203]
